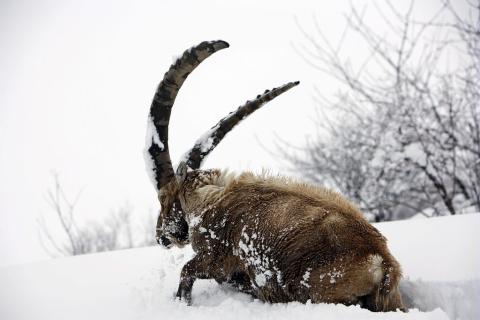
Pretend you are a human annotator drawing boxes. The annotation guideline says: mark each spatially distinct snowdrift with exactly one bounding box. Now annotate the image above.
[1,214,479,320]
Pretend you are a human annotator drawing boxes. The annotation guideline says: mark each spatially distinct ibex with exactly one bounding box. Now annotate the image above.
[144,40,406,312]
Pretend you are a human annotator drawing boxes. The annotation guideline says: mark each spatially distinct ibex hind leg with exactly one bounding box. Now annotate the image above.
[308,254,405,311]
[360,257,406,312]
[360,284,406,312]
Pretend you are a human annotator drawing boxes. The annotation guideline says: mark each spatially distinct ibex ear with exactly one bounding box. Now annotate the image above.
[176,161,188,186]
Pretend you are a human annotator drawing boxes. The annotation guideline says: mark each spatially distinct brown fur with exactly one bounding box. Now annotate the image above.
[159,169,406,311]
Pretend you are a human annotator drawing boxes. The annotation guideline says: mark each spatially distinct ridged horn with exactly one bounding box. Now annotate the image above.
[145,40,229,190]
[183,81,300,170]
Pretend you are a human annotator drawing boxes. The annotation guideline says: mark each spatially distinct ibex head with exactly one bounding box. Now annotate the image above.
[144,40,298,248]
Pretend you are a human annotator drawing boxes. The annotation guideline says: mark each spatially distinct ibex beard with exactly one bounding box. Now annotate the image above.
[145,40,406,312]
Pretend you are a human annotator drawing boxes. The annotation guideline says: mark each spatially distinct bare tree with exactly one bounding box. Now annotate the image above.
[281,0,479,221]
[39,174,154,257]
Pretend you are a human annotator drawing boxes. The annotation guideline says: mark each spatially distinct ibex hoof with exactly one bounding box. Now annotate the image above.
[175,287,193,306]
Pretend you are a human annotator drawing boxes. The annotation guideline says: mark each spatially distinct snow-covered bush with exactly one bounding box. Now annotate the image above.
[282,1,479,220]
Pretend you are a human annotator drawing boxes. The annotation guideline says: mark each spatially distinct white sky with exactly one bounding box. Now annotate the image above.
[0,0,463,266]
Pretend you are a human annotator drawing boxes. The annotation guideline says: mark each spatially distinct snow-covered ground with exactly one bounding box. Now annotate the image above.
[1,214,479,320]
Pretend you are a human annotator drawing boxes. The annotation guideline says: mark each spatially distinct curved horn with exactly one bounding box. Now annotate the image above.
[183,81,300,170]
[145,40,229,190]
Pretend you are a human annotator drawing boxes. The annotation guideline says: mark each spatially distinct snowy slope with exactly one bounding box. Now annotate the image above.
[1,214,479,320]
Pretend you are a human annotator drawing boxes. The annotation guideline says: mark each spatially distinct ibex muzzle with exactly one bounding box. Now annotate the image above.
[144,40,406,312]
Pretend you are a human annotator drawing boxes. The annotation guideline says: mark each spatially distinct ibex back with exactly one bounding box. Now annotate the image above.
[144,40,406,312]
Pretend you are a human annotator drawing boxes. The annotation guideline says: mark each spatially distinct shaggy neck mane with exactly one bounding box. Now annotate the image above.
[189,169,362,220]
